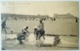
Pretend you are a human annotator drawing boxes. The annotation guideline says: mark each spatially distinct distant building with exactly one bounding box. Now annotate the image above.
[54,13,76,19]
[53,13,78,22]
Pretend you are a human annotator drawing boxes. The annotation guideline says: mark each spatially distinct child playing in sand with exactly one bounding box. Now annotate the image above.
[17,26,29,45]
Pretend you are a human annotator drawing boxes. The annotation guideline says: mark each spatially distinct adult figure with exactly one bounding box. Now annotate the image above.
[2,20,7,34]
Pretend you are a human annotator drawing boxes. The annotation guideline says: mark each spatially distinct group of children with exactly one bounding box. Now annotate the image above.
[16,20,60,47]
[17,20,45,45]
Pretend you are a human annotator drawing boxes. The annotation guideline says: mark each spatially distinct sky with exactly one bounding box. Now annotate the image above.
[1,1,78,17]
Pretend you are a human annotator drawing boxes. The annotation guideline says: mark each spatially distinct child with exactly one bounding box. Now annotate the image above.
[34,26,45,47]
[17,26,29,45]
[38,20,44,30]
[17,33,25,44]
[34,27,39,40]
[53,35,60,46]
[22,26,29,40]
[34,26,45,40]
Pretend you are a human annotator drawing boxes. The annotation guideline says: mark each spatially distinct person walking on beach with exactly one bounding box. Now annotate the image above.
[1,19,7,34]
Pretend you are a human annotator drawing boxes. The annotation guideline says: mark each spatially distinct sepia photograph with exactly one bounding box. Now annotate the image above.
[1,1,79,50]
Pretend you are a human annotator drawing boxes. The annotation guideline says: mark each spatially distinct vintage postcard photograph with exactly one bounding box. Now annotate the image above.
[1,1,79,50]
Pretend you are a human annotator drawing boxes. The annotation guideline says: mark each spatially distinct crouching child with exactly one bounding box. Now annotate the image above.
[17,33,25,45]
[53,35,61,46]
[17,26,29,45]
